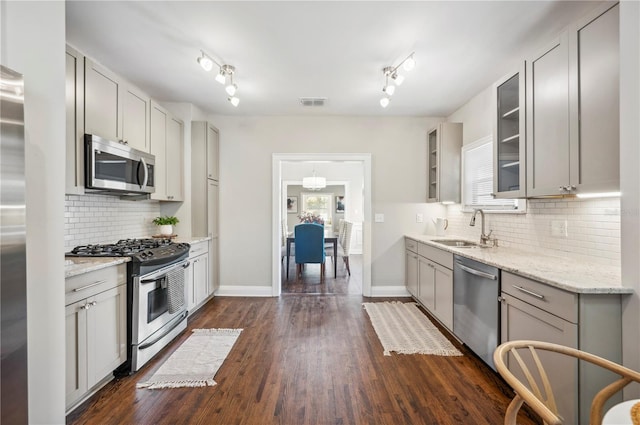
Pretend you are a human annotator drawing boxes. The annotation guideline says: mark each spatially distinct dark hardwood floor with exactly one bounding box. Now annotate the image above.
[67,294,539,425]
[282,254,362,294]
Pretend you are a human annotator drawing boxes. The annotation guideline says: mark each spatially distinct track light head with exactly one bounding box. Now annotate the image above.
[198,53,214,72]
[392,73,405,86]
[383,84,395,96]
[215,71,226,84]
[380,97,390,108]
[229,96,240,107]
[403,54,416,71]
[225,82,238,96]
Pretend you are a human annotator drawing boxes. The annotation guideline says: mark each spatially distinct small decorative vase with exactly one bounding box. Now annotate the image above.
[159,224,173,236]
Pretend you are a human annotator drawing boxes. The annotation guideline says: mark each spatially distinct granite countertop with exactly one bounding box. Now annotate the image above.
[405,234,631,295]
[65,257,130,278]
[173,236,211,244]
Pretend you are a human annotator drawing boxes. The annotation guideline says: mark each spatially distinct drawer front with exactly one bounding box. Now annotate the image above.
[65,264,126,306]
[189,241,209,258]
[418,242,453,269]
[405,238,418,253]
[502,271,577,323]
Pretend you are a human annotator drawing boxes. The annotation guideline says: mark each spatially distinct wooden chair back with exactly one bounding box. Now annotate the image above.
[494,340,640,425]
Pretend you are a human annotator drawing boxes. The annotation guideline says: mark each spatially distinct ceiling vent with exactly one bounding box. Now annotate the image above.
[300,97,327,107]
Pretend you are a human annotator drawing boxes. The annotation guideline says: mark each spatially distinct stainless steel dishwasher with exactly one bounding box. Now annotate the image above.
[453,255,500,370]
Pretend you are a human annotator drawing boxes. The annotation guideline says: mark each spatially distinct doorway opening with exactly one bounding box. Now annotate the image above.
[271,153,372,297]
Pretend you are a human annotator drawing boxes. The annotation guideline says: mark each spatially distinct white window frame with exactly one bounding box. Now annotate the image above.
[460,135,526,213]
[301,192,335,225]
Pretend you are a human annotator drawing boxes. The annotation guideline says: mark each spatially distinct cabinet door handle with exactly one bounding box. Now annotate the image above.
[559,186,566,192]
[73,280,107,292]
[89,301,97,307]
[79,304,88,310]
[512,285,545,300]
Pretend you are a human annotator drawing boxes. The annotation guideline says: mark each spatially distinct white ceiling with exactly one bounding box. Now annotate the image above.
[66,1,598,117]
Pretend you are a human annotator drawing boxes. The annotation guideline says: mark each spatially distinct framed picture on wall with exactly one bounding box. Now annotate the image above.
[336,196,345,213]
[287,196,298,214]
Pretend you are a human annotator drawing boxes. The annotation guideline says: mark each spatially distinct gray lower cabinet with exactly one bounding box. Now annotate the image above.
[186,240,210,314]
[405,238,419,297]
[65,265,127,412]
[500,271,623,424]
[405,238,453,331]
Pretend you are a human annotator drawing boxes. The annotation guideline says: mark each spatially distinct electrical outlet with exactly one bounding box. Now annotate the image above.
[375,213,384,223]
[416,213,424,223]
[551,220,568,238]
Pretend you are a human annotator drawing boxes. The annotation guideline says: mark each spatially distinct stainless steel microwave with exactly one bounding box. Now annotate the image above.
[85,134,155,195]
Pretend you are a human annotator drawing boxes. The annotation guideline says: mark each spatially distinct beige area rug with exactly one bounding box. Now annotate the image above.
[137,328,242,389]
[363,302,462,356]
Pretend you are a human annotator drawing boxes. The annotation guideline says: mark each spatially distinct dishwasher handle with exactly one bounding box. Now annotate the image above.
[456,262,497,280]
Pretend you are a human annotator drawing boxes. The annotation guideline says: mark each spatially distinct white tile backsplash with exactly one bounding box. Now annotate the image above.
[446,197,621,266]
[64,194,161,250]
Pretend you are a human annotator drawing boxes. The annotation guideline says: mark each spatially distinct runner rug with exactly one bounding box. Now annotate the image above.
[362,301,462,356]
[137,328,243,389]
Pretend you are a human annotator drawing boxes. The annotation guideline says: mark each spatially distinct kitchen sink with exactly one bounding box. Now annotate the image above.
[431,239,482,248]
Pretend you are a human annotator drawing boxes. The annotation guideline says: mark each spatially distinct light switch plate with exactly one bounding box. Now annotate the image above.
[416,213,424,223]
[375,213,384,223]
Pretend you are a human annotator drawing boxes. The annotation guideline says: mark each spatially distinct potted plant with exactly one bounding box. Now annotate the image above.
[152,215,179,236]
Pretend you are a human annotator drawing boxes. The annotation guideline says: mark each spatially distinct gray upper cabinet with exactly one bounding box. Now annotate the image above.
[526,32,570,197]
[427,122,463,203]
[65,45,85,195]
[527,2,620,197]
[206,124,219,181]
[191,121,220,237]
[569,2,620,194]
[150,101,184,202]
[85,57,121,144]
[166,116,184,201]
[84,56,151,153]
[121,86,150,153]
[493,64,526,199]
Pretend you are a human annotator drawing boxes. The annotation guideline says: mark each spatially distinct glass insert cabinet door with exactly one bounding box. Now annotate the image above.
[493,65,526,199]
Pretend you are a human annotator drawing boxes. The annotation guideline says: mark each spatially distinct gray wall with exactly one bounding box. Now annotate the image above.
[620,0,640,397]
[208,115,448,288]
[1,1,66,422]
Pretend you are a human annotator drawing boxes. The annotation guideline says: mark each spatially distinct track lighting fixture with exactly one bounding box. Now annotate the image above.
[379,52,415,108]
[197,51,240,107]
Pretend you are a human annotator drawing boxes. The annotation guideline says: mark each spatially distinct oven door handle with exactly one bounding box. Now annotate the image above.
[138,311,187,350]
[141,277,164,284]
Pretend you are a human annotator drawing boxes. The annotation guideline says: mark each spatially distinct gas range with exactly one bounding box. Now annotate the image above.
[66,238,190,267]
[67,238,192,374]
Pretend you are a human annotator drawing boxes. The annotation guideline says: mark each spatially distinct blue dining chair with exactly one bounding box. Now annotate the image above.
[294,223,326,281]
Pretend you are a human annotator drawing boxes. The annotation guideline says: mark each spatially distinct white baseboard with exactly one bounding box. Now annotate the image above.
[215,285,274,297]
[369,285,411,297]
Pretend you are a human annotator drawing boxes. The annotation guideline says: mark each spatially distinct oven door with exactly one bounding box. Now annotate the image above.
[132,260,189,346]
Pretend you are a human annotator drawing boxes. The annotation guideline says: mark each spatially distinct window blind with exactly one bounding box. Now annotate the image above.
[462,139,519,210]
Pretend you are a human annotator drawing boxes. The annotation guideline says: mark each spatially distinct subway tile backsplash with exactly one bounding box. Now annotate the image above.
[64,194,161,251]
[446,197,620,266]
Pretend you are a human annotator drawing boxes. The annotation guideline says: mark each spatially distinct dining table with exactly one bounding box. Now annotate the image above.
[286,228,338,280]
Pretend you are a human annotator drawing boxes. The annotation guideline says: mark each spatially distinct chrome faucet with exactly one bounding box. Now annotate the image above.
[470,208,493,246]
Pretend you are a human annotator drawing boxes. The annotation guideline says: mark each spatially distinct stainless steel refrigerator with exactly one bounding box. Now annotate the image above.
[1,65,28,423]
